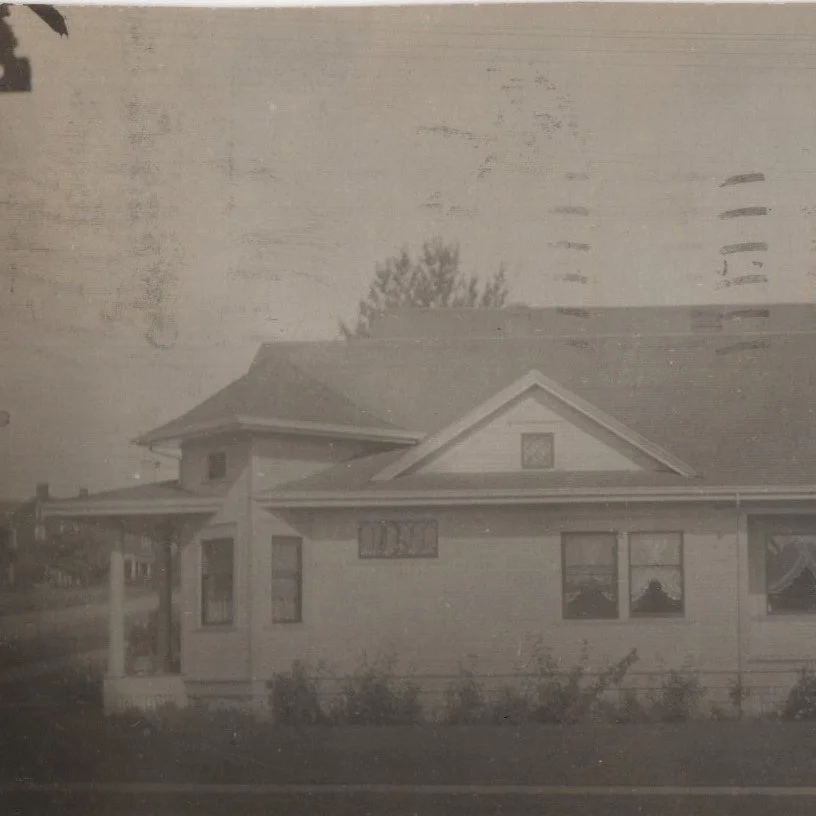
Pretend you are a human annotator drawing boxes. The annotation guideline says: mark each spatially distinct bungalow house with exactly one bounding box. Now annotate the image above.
[43,303,816,716]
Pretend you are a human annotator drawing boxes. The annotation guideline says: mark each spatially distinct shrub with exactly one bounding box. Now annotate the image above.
[654,670,706,722]
[268,660,326,725]
[488,684,536,726]
[528,642,639,724]
[442,665,488,724]
[330,652,423,725]
[598,686,652,724]
[781,667,816,720]
[728,677,749,719]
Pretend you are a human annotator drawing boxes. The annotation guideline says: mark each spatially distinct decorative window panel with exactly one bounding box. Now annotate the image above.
[207,452,227,481]
[201,538,234,625]
[358,520,438,559]
[629,532,684,617]
[562,533,618,619]
[767,535,816,613]
[521,433,555,469]
[272,537,302,623]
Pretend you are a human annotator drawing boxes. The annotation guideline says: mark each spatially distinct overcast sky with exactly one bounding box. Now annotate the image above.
[3,3,816,498]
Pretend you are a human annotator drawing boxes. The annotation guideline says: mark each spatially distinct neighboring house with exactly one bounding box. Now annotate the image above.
[5,485,153,588]
[0,500,21,587]
[44,302,816,715]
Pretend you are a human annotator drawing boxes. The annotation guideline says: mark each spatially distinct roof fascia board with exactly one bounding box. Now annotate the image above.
[258,485,816,509]
[135,416,424,447]
[43,498,222,518]
[372,369,697,481]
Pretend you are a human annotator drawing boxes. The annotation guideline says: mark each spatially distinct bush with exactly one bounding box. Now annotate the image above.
[781,667,816,720]
[653,670,706,722]
[527,642,639,724]
[442,665,488,724]
[488,685,536,726]
[269,661,326,725]
[330,652,423,725]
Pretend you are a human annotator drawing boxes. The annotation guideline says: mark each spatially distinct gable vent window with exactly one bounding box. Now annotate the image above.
[359,520,438,559]
[521,433,555,469]
[207,452,227,481]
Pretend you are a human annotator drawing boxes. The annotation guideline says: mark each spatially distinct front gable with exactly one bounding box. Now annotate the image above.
[373,370,697,481]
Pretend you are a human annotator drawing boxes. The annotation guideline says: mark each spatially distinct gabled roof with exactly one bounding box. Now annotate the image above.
[371,369,697,481]
[135,349,413,446]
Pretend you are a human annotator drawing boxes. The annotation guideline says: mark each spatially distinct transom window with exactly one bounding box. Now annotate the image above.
[271,537,302,623]
[207,452,227,481]
[358,520,438,559]
[521,433,555,469]
[562,533,618,619]
[767,535,816,614]
[201,538,234,626]
[629,532,684,617]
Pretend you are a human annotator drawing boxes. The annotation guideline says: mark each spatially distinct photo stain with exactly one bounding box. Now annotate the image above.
[552,241,590,252]
[720,172,765,187]
[720,242,768,256]
[718,207,768,219]
[715,339,771,355]
[717,274,769,289]
[556,307,591,318]
[552,206,590,216]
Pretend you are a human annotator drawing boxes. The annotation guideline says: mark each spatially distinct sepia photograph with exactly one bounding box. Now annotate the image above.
[4,1,816,813]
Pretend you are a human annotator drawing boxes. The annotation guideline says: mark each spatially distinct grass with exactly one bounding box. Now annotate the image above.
[2,690,816,789]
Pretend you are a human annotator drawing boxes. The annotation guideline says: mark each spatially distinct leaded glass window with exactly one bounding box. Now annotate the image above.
[767,535,816,613]
[521,433,555,469]
[272,537,302,623]
[562,533,618,619]
[201,538,234,625]
[629,532,684,617]
[358,521,438,559]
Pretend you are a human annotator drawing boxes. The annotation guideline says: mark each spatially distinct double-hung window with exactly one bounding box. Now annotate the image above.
[201,538,234,625]
[561,533,618,619]
[629,532,684,617]
[272,537,302,623]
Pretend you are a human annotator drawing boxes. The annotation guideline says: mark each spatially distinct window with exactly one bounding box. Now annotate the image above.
[521,433,554,469]
[629,532,684,617]
[358,520,438,559]
[271,537,302,623]
[562,533,618,619]
[201,538,233,625]
[767,535,816,613]
[207,452,227,481]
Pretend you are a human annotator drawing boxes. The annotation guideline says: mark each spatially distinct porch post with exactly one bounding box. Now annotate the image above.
[109,524,126,678]
[156,520,174,674]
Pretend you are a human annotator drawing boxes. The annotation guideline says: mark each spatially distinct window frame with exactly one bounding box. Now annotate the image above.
[765,533,816,616]
[200,537,234,627]
[521,432,555,470]
[561,531,619,620]
[357,520,439,560]
[271,536,303,624]
[627,531,685,618]
[206,451,227,482]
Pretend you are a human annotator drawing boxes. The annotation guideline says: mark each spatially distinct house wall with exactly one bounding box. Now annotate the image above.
[180,435,251,495]
[245,503,743,710]
[416,393,651,475]
[251,435,379,491]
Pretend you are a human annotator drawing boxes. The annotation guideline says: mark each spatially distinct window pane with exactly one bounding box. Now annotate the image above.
[629,533,683,616]
[630,533,682,566]
[767,535,816,613]
[271,537,301,622]
[522,433,554,469]
[562,534,618,619]
[202,539,233,625]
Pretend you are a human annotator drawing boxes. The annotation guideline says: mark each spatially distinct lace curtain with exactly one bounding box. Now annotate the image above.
[767,536,816,595]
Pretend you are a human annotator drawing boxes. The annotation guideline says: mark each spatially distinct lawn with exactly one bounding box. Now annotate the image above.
[3,695,816,789]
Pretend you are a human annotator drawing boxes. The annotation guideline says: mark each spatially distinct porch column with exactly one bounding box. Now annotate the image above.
[156,521,174,674]
[108,525,126,677]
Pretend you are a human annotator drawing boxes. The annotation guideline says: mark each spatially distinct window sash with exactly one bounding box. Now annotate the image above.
[207,452,226,481]
[358,520,438,559]
[628,532,684,617]
[561,533,618,620]
[272,537,302,622]
[766,535,816,614]
[201,538,233,625]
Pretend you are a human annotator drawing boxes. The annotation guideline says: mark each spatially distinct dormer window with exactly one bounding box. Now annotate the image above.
[521,432,554,469]
[207,452,227,481]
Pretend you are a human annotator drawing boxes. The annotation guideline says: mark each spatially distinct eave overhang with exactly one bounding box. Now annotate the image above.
[257,485,816,510]
[42,497,222,519]
[134,415,424,448]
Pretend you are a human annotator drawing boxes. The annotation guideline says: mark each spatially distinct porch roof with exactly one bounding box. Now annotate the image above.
[42,480,221,518]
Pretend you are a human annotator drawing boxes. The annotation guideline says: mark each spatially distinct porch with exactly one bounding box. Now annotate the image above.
[43,483,220,714]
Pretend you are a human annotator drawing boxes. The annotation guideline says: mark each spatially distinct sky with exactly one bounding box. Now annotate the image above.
[3,3,816,498]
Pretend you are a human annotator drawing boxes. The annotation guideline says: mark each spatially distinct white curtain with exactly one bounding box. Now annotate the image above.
[767,536,816,595]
